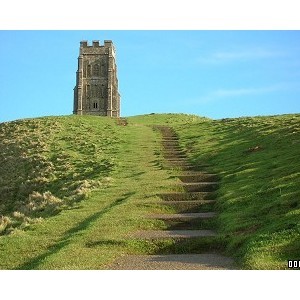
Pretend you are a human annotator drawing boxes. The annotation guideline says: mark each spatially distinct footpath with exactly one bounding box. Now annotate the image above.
[110,126,235,270]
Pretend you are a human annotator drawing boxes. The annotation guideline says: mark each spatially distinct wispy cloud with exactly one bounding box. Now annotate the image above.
[187,84,289,105]
[212,85,281,97]
[197,47,284,65]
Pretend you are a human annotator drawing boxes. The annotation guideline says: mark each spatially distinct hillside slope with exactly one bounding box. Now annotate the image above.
[173,114,300,269]
[0,113,299,269]
[0,114,193,269]
[0,116,119,234]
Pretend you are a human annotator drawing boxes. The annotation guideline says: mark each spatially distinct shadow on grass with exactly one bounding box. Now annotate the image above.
[16,191,135,270]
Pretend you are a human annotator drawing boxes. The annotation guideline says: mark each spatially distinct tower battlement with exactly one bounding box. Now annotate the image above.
[80,40,113,47]
[73,40,120,117]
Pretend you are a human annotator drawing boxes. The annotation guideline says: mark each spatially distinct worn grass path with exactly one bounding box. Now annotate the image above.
[0,117,180,269]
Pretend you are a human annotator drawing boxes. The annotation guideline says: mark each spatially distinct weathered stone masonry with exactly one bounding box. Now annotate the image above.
[73,40,120,117]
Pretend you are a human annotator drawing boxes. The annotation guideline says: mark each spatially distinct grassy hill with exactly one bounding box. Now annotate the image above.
[0,113,299,269]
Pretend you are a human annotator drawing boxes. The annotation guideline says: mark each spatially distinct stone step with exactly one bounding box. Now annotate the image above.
[162,142,180,145]
[162,145,180,148]
[163,152,185,156]
[170,164,210,168]
[163,144,181,147]
[141,200,216,213]
[165,161,192,166]
[163,149,185,153]
[163,148,185,152]
[164,155,187,158]
[176,165,210,171]
[178,174,220,183]
[162,145,180,149]
[148,212,217,220]
[163,148,184,151]
[164,155,186,161]
[164,165,196,171]
[158,192,215,201]
[160,200,216,205]
[109,254,235,270]
[181,182,219,185]
[163,163,194,167]
[165,159,192,166]
[181,182,219,192]
[131,230,217,239]
[163,153,186,157]
[159,200,216,212]
[160,134,178,137]
[166,158,188,162]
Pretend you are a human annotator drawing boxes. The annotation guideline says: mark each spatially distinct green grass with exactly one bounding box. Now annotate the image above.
[174,114,300,269]
[0,115,181,269]
[0,113,299,269]
[0,116,119,232]
[128,113,206,125]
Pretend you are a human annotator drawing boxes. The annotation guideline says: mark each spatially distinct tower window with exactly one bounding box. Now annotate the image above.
[87,65,91,77]
[101,64,106,75]
[87,85,90,98]
[93,64,100,76]
[93,102,98,109]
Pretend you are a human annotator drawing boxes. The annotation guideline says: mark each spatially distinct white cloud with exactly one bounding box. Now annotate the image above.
[197,47,284,65]
[186,84,289,105]
[213,85,281,97]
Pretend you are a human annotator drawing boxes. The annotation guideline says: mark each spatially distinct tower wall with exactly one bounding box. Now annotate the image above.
[73,40,120,117]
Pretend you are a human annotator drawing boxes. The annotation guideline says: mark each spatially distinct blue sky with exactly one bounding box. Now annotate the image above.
[1,30,300,123]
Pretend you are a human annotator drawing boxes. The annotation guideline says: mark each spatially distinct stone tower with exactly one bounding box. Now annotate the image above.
[73,40,120,117]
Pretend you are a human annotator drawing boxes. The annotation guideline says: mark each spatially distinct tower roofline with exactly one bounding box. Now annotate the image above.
[80,40,114,48]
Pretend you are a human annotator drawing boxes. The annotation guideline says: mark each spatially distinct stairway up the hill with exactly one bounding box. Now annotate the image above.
[110,126,235,270]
